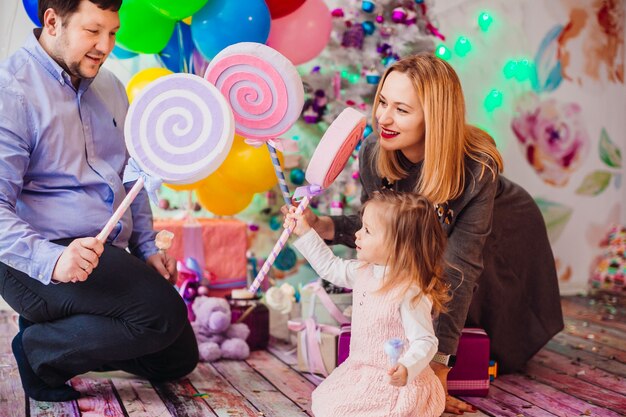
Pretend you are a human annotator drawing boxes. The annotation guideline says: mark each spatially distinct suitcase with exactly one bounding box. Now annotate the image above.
[447,328,495,397]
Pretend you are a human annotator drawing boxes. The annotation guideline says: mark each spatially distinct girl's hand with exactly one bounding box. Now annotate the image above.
[283,206,312,236]
[388,364,408,387]
[281,202,320,231]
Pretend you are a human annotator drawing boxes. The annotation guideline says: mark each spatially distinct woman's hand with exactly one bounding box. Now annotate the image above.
[430,362,477,414]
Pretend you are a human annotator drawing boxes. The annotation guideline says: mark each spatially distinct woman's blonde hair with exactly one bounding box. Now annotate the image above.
[372,53,503,204]
[366,191,450,314]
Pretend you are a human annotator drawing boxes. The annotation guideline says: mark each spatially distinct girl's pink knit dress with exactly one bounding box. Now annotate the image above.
[311,265,445,417]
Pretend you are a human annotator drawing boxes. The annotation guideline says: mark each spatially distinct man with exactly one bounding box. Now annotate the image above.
[0,0,198,402]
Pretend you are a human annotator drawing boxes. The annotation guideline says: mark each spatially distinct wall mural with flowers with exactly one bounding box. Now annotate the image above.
[431,0,625,294]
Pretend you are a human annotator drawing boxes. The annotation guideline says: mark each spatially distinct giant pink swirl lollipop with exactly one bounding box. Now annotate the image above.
[249,108,366,293]
[205,42,304,205]
[97,73,234,242]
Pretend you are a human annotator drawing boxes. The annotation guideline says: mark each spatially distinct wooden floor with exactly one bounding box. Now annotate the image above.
[0,295,624,417]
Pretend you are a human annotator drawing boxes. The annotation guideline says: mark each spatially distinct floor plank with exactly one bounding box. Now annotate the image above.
[153,378,218,416]
[189,363,259,416]
[110,374,171,417]
[493,373,624,417]
[533,349,626,396]
[72,378,125,417]
[212,360,309,416]
[246,350,316,415]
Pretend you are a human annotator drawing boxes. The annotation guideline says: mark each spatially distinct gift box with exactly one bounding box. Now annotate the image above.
[337,323,351,366]
[300,282,352,327]
[228,295,269,351]
[154,218,248,294]
[448,328,492,397]
[289,318,340,376]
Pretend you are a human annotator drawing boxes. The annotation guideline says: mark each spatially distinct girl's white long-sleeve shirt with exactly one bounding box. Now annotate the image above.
[293,229,438,382]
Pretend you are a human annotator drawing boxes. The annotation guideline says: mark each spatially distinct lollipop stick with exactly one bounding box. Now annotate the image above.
[248,196,310,293]
[267,142,291,206]
[96,177,145,242]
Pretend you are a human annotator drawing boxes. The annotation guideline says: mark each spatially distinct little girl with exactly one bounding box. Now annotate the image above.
[286,191,449,417]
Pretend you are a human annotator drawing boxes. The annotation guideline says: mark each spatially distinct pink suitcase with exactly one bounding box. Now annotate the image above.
[447,328,493,397]
[337,324,351,366]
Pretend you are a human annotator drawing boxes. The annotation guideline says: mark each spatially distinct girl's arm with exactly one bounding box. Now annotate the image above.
[397,289,439,383]
[292,229,361,289]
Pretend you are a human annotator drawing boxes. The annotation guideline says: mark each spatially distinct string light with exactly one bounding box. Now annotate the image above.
[435,44,452,60]
[478,12,493,32]
[454,36,472,57]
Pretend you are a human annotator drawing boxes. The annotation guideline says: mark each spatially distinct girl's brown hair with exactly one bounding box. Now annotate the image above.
[371,53,503,204]
[366,191,450,314]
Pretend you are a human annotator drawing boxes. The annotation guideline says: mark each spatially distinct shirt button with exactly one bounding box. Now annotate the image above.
[359,301,363,306]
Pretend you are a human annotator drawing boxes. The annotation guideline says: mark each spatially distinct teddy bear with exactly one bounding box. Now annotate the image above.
[191,296,251,362]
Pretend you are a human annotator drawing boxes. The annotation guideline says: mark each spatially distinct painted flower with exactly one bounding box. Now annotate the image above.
[512,96,590,186]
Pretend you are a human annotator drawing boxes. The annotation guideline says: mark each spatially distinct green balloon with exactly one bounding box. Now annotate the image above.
[145,0,209,20]
[116,0,176,54]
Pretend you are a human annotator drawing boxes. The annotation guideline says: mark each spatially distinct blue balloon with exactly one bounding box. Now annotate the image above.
[22,0,41,27]
[191,0,271,60]
[158,22,195,73]
[110,45,138,60]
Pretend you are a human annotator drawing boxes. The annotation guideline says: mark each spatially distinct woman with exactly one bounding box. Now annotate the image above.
[297,53,564,414]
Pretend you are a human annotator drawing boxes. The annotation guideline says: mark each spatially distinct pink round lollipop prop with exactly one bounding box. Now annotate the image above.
[97,74,235,242]
[205,42,304,140]
[205,42,304,205]
[249,108,366,293]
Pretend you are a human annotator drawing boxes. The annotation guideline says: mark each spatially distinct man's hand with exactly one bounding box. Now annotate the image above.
[388,364,408,387]
[146,252,177,285]
[430,361,477,414]
[52,238,103,283]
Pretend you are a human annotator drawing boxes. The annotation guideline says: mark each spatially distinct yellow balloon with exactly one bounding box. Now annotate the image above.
[195,171,254,216]
[216,135,284,193]
[164,177,208,191]
[126,67,173,103]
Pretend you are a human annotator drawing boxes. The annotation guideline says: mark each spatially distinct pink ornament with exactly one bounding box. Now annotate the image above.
[391,7,407,23]
[331,8,345,17]
[375,15,384,24]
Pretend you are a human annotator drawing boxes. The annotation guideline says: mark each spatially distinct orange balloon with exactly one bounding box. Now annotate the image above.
[216,135,283,193]
[195,171,254,216]
[126,67,173,103]
[164,178,208,191]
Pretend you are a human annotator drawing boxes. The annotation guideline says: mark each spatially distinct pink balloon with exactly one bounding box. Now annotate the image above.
[266,0,332,65]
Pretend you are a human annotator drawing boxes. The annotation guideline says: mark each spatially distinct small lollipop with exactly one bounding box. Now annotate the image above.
[205,42,304,205]
[248,107,366,293]
[384,338,405,366]
[97,73,235,242]
[155,230,174,254]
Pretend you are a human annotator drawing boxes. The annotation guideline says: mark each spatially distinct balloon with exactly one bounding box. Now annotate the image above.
[22,0,40,26]
[216,135,282,193]
[164,178,207,191]
[266,0,332,65]
[143,0,208,20]
[111,45,138,60]
[265,0,306,19]
[191,0,271,60]
[116,0,176,54]
[190,49,209,77]
[195,172,254,216]
[158,22,194,73]
[125,67,173,103]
